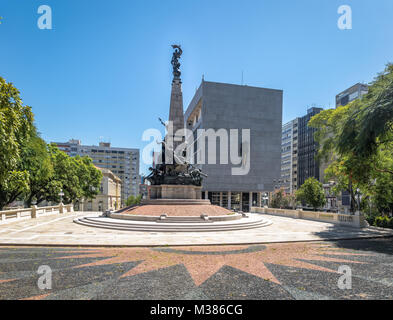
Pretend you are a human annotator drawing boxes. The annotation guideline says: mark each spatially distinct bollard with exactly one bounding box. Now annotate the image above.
[59,203,64,214]
[31,205,38,219]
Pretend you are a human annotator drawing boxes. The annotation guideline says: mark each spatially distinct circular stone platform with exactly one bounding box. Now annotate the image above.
[118,204,233,216]
[74,199,273,232]
[73,213,272,232]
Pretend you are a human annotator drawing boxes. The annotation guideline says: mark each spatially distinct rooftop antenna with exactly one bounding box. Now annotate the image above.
[241,70,244,85]
[202,74,205,82]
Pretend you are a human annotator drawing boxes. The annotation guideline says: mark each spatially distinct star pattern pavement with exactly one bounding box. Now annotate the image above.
[0,238,392,300]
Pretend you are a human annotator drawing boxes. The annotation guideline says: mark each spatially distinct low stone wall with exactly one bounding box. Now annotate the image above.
[251,207,367,228]
[0,203,74,225]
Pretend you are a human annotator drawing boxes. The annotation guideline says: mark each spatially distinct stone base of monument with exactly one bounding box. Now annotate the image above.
[141,184,211,207]
[141,199,211,205]
[147,185,205,201]
[73,183,273,232]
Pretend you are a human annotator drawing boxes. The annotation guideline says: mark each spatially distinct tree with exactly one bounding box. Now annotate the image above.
[351,64,393,158]
[126,194,142,207]
[46,144,102,204]
[75,156,102,201]
[270,189,297,209]
[309,63,393,215]
[296,177,326,210]
[0,77,102,209]
[0,77,34,209]
[21,132,59,207]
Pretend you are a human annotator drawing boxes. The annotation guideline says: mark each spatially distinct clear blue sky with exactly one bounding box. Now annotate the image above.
[1,0,393,175]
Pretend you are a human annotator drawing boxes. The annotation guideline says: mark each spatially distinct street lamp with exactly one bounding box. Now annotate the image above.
[355,188,362,215]
[262,192,269,207]
[58,189,64,204]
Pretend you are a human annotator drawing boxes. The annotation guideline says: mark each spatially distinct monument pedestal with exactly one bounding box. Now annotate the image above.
[148,184,207,200]
[141,185,211,205]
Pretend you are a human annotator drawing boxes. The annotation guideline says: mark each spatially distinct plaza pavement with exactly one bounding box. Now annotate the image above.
[1,212,393,300]
[0,211,392,246]
[0,238,393,299]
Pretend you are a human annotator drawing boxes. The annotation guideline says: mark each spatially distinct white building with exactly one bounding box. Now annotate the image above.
[279,119,298,194]
[336,83,369,108]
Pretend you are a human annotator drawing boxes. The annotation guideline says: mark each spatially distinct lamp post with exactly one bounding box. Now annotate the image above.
[262,192,269,207]
[58,189,64,204]
[355,188,362,216]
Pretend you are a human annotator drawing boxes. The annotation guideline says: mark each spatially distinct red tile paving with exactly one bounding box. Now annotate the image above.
[120,204,232,216]
[0,279,16,284]
[21,293,52,300]
[57,242,369,286]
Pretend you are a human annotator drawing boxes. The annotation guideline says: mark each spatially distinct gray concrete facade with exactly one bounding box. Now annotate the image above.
[184,81,282,211]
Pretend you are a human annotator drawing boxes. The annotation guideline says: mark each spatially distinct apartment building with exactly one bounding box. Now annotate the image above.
[279,118,298,194]
[336,83,369,108]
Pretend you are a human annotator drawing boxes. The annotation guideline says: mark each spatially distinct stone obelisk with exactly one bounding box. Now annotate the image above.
[167,45,185,162]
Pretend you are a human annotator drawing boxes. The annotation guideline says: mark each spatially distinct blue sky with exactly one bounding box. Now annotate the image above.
[1,0,393,175]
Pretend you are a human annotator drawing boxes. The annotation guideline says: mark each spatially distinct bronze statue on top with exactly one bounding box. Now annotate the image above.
[171,44,182,81]
[145,45,207,187]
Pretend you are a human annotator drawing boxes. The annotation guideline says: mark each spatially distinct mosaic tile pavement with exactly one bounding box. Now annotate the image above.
[1,238,393,300]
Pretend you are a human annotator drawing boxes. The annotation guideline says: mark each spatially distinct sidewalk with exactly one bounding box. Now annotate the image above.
[0,211,392,247]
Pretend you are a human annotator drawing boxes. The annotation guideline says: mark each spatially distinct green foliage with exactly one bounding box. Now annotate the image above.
[47,144,102,204]
[309,64,393,215]
[21,133,58,207]
[126,194,142,207]
[0,77,103,209]
[352,64,393,157]
[271,190,296,209]
[374,216,393,229]
[75,156,103,201]
[296,177,326,210]
[371,156,393,215]
[0,77,34,209]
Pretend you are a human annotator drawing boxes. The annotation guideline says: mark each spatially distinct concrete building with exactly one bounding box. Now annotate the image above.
[53,140,139,205]
[297,107,323,187]
[279,119,298,194]
[184,81,283,212]
[336,83,369,108]
[76,167,121,212]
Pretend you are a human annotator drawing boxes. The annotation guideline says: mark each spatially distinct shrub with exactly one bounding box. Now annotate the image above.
[374,216,393,229]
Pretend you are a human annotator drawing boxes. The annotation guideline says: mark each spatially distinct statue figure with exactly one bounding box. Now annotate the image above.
[171,44,182,81]
[145,45,208,188]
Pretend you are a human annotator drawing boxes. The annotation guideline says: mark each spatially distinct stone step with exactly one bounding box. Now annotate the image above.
[74,220,270,232]
[83,216,268,229]
[73,216,271,232]
[78,221,266,232]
